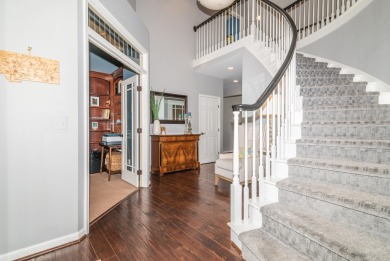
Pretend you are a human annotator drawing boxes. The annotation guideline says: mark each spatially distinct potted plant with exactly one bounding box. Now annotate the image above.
[150,88,165,135]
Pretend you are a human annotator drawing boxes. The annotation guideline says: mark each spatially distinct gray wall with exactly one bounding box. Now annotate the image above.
[136,0,224,135]
[100,0,149,51]
[0,0,149,258]
[223,95,242,151]
[127,0,136,11]
[0,0,81,255]
[242,51,273,104]
[299,0,390,85]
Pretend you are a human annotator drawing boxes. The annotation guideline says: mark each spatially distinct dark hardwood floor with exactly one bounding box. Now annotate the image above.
[29,163,243,261]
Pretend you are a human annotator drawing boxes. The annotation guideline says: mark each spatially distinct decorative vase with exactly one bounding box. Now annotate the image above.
[153,120,161,135]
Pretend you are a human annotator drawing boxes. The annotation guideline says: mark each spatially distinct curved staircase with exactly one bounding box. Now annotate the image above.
[239,53,390,260]
[193,0,390,259]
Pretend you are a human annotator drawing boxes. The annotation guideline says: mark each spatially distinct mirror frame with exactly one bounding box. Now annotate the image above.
[150,91,188,124]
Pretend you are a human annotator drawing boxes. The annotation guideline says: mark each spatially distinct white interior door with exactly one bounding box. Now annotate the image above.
[199,94,220,163]
[121,75,139,187]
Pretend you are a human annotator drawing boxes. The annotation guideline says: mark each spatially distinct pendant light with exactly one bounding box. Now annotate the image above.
[198,0,235,10]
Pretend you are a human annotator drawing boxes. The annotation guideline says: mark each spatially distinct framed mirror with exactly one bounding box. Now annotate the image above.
[150,91,187,124]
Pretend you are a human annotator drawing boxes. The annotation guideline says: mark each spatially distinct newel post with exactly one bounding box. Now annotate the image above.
[231,111,242,224]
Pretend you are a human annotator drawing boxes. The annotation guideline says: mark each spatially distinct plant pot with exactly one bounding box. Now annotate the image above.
[153,120,161,135]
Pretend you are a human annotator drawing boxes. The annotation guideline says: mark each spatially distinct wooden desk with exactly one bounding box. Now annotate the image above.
[151,134,200,176]
[99,143,121,181]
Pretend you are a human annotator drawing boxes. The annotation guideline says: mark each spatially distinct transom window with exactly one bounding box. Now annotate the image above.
[88,8,141,65]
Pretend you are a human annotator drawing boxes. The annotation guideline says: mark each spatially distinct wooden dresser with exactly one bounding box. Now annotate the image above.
[151,134,201,176]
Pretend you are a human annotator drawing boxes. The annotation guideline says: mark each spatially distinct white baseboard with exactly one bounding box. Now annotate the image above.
[0,228,86,261]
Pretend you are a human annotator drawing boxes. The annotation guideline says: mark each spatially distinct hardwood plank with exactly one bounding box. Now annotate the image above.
[88,223,116,260]
[24,163,243,261]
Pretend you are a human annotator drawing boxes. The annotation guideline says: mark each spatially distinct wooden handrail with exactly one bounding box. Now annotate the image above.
[232,0,297,112]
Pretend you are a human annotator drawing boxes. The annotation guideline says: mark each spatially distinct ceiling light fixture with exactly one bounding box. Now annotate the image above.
[227,66,234,70]
[198,0,235,10]
[233,80,239,83]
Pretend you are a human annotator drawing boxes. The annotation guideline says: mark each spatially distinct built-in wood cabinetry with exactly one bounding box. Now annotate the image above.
[89,68,123,151]
[151,134,201,176]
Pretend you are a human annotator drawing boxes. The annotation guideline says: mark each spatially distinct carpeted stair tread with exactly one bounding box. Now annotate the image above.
[239,228,311,261]
[288,157,390,197]
[277,177,390,220]
[261,203,390,260]
[300,122,390,140]
[303,108,390,122]
[300,84,369,96]
[301,120,390,126]
[297,137,390,148]
[302,92,379,98]
[302,94,379,107]
[288,157,390,179]
[302,103,390,111]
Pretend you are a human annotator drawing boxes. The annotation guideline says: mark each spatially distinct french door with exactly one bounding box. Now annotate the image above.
[121,75,139,187]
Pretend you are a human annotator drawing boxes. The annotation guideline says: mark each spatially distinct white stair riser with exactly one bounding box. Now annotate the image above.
[290,124,302,140]
[284,141,296,158]
[274,160,289,180]
[249,204,263,226]
[261,181,279,202]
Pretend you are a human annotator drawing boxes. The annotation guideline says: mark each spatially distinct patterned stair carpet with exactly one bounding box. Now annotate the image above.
[239,53,390,260]
[89,172,138,223]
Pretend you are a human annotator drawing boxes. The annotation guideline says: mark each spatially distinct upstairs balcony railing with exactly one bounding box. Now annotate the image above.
[285,0,360,40]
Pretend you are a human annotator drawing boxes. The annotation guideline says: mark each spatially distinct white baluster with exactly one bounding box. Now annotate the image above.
[326,0,329,24]
[244,112,249,224]
[317,0,320,31]
[298,2,303,39]
[259,106,264,184]
[236,2,239,41]
[252,111,257,200]
[271,90,276,179]
[337,0,340,18]
[303,0,306,37]
[231,111,242,224]
[277,83,281,159]
[281,75,286,159]
[251,0,256,36]
[265,99,270,180]
[309,0,311,35]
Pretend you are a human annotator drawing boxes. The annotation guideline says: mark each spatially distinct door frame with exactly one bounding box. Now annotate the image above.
[84,0,150,234]
[198,94,221,164]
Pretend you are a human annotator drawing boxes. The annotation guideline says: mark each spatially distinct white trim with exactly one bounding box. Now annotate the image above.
[297,0,374,50]
[80,0,90,236]
[88,0,148,55]
[88,29,146,75]
[0,229,87,261]
[198,94,221,164]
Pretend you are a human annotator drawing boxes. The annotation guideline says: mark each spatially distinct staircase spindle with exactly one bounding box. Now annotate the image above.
[271,89,276,178]
[244,112,249,223]
[252,111,257,199]
[266,99,271,180]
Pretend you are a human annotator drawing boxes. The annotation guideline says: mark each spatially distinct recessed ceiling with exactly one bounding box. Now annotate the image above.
[194,49,245,89]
